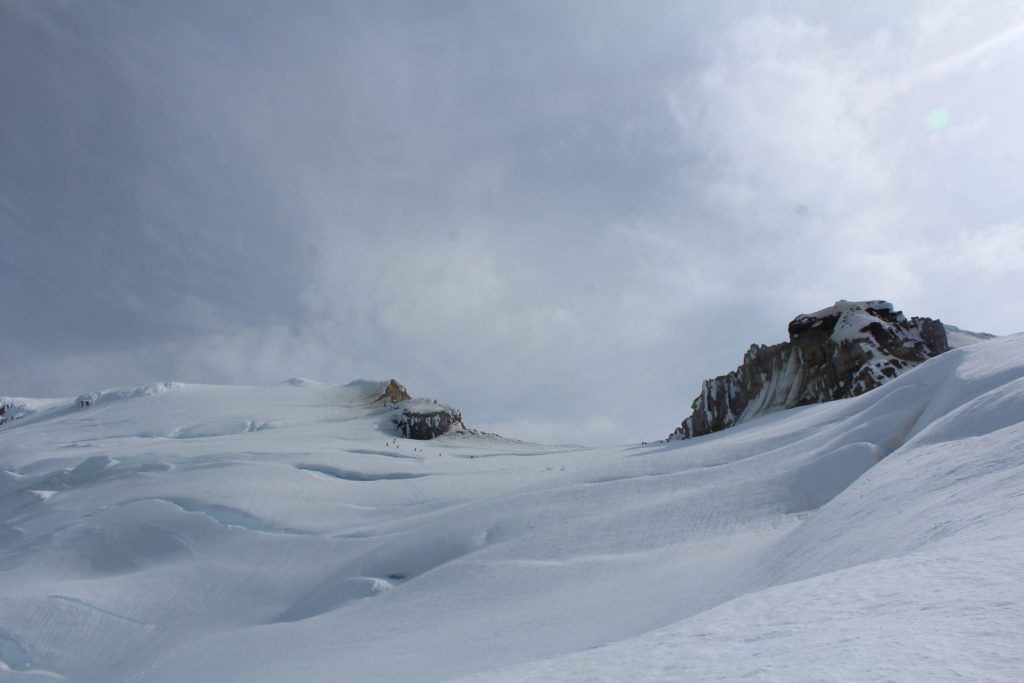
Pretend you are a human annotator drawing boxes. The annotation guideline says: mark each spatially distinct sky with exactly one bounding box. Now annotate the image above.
[2,0,1024,445]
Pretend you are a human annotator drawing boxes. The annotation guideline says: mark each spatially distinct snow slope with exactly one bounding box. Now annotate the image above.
[944,323,997,348]
[1,337,1023,681]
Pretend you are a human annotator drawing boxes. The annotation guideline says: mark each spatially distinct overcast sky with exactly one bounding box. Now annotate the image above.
[2,0,1023,445]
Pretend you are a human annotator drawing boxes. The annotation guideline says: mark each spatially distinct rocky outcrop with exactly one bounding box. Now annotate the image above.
[393,399,466,440]
[669,300,950,440]
[370,380,468,440]
[0,398,34,427]
[375,379,412,404]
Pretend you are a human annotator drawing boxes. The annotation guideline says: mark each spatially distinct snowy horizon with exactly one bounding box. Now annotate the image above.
[3,1,1024,445]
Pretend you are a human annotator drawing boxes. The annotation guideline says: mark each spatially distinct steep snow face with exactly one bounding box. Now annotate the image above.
[1,334,1023,682]
[944,323,997,348]
[670,300,949,440]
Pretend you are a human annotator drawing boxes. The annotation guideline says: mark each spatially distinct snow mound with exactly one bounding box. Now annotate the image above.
[0,396,67,426]
[277,377,325,387]
[272,576,394,623]
[167,419,267,439]
[341,379,394,402]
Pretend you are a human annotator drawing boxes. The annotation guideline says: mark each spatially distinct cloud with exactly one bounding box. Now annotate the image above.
[898,18,1024,91]
[665,5,1024,324]
[3,1,1024,444]
[921,223,1024,275]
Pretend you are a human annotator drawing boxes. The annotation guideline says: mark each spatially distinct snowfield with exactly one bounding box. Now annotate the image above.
[1,335,1023,682]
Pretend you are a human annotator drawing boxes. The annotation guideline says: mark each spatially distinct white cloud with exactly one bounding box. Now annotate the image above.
[928,223,1024,275]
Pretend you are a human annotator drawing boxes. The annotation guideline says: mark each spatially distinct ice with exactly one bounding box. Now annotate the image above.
[0,637,30,671]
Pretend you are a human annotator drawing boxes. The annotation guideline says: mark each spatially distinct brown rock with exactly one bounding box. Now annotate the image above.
[376,379,412,404]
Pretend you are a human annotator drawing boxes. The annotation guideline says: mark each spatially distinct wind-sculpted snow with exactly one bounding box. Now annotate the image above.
[295,464,428,482]
[0,337,1022,681]
[75,381,183,407]
[0,396,71,427]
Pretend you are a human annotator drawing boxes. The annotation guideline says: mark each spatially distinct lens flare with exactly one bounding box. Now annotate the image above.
[926,108,950,130]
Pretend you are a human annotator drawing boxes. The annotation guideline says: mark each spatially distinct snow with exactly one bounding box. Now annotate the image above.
[944,323,997,349]
[791,299,899,344]
[1,335,1023,681]
[0,397,69,427]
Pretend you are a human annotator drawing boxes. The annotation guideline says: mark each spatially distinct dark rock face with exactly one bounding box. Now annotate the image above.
[393,400,465,440]
[669,300,950,441]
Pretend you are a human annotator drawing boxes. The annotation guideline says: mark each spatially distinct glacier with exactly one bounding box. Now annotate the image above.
[0,336,1022,681]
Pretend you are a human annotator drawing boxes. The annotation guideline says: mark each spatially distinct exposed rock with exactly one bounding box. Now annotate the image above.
[392,399,466,440]
[0,398,32,427]
[375,379,412,404]
[669,300,950,441]
[370,380,468,440]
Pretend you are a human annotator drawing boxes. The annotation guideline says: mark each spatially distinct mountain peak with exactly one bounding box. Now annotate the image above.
[669,300,950,440]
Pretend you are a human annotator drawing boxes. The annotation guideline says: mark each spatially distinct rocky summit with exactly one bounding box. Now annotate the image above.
[393,399,466,440]
[373,379,468,440]
[669,300,950,440]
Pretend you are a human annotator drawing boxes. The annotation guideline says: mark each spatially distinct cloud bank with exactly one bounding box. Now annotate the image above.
[2,0,1023,444]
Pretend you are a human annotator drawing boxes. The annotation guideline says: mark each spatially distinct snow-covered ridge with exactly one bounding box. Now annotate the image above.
[74,381,183,408]
[0,378,477,442]
[669,300,949,440]
[0,396,65,426]
[0,383,185,430]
